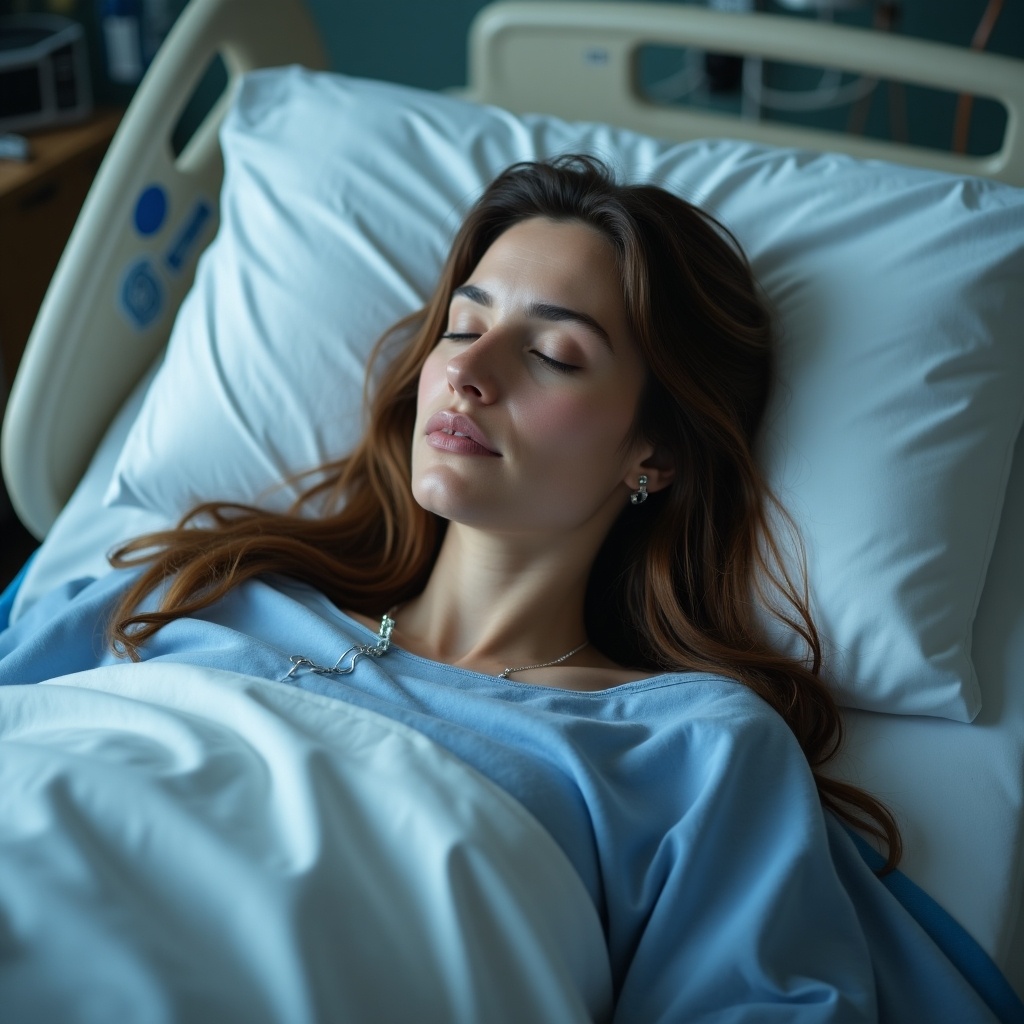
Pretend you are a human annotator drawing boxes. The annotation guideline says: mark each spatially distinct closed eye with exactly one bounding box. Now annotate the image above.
[441,332,579,373]
[533,351,580,373]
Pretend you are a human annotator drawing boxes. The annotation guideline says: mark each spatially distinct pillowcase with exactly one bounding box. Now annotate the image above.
[105,67,1024,721]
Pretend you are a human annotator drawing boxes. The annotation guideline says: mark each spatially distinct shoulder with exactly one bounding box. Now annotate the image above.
[621,669,792,732]
[512,666,801,759]
[620,671,815,787]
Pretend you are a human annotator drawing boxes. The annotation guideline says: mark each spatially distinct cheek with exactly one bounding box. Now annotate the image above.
[416,350,448,413]
[518,390,637,467]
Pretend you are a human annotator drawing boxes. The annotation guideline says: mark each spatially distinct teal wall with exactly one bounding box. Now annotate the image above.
[305,0,1024,157]
[302,0,1022,91]
[304,0,484,92]
[7,0,1022,157]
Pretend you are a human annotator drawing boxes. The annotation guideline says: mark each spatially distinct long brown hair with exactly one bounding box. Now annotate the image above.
[110,155,901,870]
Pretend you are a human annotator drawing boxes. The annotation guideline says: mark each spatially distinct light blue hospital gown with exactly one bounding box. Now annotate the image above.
[0,569,1013,1023]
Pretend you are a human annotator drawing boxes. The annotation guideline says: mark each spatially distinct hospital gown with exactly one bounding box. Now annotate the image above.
[0,569,1010,1023]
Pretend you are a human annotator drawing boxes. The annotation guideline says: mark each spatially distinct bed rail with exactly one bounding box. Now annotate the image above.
[466,2,1024,186]
[1,0,326,538]
[4,0,1022,537]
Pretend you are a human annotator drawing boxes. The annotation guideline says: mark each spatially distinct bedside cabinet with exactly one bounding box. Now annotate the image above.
[0,109,123,392]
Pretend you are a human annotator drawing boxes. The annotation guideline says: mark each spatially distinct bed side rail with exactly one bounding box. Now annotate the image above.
[2,0,327,538]
[466,1,1024,186]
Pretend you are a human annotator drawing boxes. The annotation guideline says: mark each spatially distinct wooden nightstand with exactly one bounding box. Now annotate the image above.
[0,109,123,390]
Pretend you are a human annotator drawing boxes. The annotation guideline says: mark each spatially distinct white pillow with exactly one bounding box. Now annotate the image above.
[105,67,1024,722]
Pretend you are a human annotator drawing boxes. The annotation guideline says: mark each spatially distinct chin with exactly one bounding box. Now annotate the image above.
[412,477,514,531]
[412,473,468,521]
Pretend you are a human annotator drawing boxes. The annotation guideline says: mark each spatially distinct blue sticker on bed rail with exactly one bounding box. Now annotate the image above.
[120,259,163,329]
[134,185,168,236]
[165,199,212,273]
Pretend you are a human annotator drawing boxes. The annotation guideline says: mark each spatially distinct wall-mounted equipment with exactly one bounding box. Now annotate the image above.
[0,15,92,135]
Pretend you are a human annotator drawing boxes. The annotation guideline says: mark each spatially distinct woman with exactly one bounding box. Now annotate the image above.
[0,157,1002,1022]
[112,154,886,831]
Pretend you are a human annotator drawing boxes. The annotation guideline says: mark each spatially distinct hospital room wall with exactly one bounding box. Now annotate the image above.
[14,1,1023,154]
[299,0,1024,157]
[301,0,1024,91]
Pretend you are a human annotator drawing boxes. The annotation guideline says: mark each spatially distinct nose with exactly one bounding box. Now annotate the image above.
[445,334,501,403]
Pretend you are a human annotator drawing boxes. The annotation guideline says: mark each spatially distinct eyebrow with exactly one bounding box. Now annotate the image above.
[451,284,613,350]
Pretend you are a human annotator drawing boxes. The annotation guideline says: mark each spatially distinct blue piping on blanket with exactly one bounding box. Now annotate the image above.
[0,552,36,634]
[848,829,1024,1024]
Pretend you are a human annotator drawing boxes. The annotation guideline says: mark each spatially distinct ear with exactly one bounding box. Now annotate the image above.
[625,444,675,496]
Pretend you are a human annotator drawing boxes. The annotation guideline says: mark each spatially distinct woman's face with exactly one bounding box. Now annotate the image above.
[411,216,652,539]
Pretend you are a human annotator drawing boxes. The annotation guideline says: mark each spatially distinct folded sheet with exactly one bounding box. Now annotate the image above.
[0,662,612,1023]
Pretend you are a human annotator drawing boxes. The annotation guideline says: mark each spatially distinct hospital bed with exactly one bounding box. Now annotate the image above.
[1,0,1022,1016]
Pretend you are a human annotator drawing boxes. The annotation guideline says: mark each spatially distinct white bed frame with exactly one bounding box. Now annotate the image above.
[3,0,1023,1001]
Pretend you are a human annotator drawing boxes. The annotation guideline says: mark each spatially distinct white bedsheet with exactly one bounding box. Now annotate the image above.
[0,662,612,1023]
[835,425,1024,988]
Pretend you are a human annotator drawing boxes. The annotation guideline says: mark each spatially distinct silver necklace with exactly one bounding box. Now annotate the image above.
[286,609,397,679]
[286,608,589,680]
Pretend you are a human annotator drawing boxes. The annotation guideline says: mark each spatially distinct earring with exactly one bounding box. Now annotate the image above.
[630,474,648,505]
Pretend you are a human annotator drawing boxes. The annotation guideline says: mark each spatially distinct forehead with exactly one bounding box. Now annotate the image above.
[464,218,625,316]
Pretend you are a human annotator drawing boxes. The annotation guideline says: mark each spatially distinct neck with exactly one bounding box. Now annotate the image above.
[395,523,596,673]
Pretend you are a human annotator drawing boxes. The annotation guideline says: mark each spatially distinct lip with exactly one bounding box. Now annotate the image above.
[424,410,501,456]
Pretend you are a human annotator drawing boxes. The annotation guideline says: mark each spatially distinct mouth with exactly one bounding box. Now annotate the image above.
[424,411,501,457]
